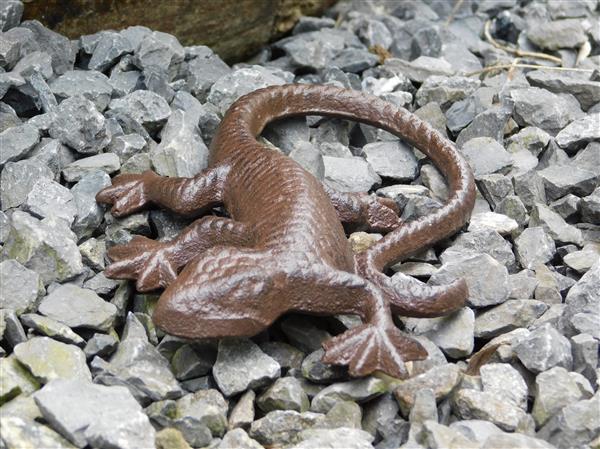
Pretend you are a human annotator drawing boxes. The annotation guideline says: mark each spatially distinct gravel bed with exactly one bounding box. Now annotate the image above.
[0,0,599,448]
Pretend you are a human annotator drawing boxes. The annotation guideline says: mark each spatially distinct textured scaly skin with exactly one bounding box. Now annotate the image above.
[97,84,476,378]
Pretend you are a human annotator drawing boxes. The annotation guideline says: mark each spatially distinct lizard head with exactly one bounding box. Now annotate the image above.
[153,248,286,339]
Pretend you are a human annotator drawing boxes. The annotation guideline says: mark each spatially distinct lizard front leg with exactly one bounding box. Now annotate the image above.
[324,185,402,233]
[105,216,252,291]
[96,165,230,217]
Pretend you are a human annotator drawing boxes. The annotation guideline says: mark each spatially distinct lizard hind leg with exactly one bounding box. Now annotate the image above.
[281,266,428,379]
[319,282,428,379]
[152,247,287,340]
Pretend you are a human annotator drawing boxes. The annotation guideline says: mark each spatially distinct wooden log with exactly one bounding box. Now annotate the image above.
[22,0,337,63]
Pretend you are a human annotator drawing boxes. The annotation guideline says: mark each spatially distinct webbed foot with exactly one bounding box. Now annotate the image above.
[96,170,159,217]
[105,236,178,291]
[322,321,427,378]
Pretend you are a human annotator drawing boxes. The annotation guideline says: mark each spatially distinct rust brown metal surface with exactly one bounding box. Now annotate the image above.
[97,84,476,378]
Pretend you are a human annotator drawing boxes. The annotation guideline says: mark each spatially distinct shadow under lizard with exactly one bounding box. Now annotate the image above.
[97,84,476,379]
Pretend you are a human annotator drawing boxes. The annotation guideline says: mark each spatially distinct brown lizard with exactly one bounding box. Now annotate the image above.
[96,84,476,378]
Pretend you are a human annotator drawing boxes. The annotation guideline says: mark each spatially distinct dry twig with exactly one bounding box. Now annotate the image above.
[369,45,392,64]
[507,57,521,80]
[483,20,563,64]
[466,63,594,77]
[576,39,592,66]
[445,0,465,27]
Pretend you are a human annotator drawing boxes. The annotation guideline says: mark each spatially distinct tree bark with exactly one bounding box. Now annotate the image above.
[22,0,337,63]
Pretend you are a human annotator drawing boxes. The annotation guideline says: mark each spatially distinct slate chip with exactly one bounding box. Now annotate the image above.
[50,70,113,111]
[0,123,39,167]
[207,66,288,115]
[20,313,85,347]
[38,284,117,332]
[555,113,600,151]
[184,46,231,101]
[0,0,24,32]
[14,337,91,383]
[23,177,77,225]
[526,70,600,111]
[0,416,76,449]
[526,19,587,51]
[150,110,208,177]
[514,226,556,269]
[71,170,112,239]
[62,153,121,182]
[49,95,109,154]
[135,30,185,80]
[1,211,84,285]
[513,323,573,373]
[510,87,584,133]
[88,31,134,72]
[460,137,512,177]
[34,379,156,449]
[323,156,381,193]
[91,313,182,404]
[0,259,43,315]
[361,140,418,181]
[1,159,54,210]
[107,90,171,133]
[213,338,281,397]
[429,253,509,308]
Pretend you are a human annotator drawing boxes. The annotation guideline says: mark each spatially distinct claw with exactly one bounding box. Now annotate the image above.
[106,236,156,262]
[96,171,158,217]
[136,254,178,292]
[322,322,427,378]
[104,259,141,280]
[104,236,177,291]
[106,245,132,262]
[97,174,142,203]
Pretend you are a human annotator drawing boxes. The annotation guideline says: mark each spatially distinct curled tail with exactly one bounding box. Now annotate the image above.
[213,84,476,377]
[357,263,469,318]
[215,83,475,311]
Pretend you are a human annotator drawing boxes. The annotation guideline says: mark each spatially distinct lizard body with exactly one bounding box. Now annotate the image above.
[97,84,476,378]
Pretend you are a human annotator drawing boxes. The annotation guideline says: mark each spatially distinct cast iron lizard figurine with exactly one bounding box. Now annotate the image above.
[97,84,476,379]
